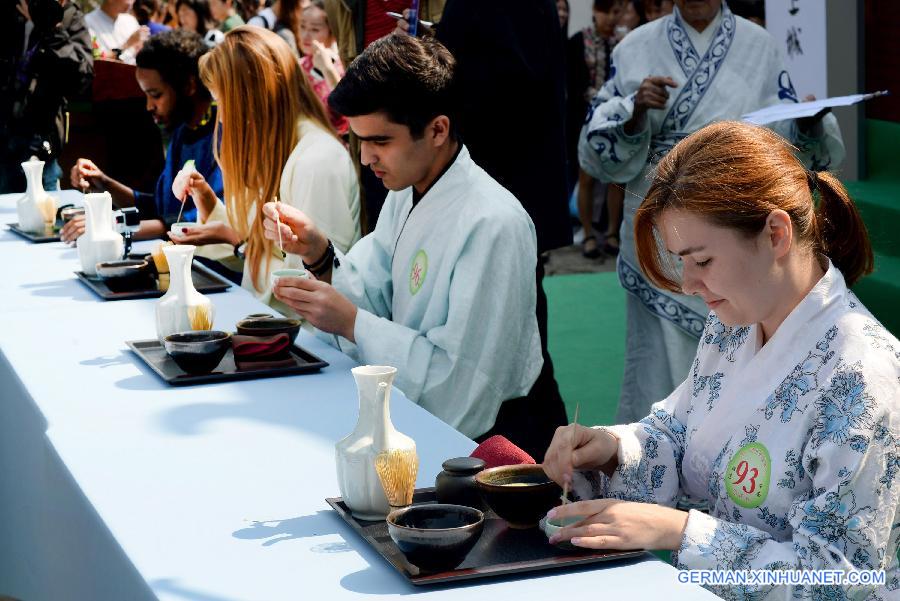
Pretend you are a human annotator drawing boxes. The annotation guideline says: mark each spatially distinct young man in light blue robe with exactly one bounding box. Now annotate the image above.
[578,0,846,423]
[263,35,562,456]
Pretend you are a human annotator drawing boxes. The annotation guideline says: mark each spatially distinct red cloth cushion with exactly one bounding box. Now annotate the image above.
[232,333,290,358]
[470,435,535,469]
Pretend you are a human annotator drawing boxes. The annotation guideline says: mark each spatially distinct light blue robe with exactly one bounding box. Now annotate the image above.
[577,3,846,423]
[325,145,543,438]
[582,262,900,600]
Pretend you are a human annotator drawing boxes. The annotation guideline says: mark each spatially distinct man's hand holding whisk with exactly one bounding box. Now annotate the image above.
[261,202,329,267]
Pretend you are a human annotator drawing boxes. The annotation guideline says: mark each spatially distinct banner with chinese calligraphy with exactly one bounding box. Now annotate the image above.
[764,0,828,99]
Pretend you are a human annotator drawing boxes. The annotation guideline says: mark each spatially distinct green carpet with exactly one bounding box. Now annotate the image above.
[843,119,900,336]
[544,271,626,427]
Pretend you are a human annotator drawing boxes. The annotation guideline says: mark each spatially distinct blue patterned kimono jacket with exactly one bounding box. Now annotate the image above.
[591,262,900,600]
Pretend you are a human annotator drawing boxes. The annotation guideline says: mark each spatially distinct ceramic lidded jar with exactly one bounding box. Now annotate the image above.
[435,457,488,511]
[335,365,416,521]
[78,192,124,275]
[155,244,214,342]
[17,159,56,233]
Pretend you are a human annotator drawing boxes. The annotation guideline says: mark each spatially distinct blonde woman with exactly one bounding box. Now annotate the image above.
[170,26,360,316]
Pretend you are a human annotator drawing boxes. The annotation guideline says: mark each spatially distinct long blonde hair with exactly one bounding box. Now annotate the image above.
[199,26,335,291]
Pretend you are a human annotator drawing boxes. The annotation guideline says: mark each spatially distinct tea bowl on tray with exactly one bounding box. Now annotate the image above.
[95,259,154,290]
[474,464,562,529]
[386,504,484,572]
[95,259,150,280]
[163,330,232,374]
[235,314,301,345]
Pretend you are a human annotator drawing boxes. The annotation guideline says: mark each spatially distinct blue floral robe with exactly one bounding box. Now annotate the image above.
[590,262,900,600]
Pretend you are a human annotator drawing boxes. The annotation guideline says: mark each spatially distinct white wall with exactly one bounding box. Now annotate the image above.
[568,0,595,37]
[764,0,828,99]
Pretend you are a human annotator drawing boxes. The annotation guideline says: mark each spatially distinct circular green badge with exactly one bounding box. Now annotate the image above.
[409,250,428,296]
[725,442,771,508]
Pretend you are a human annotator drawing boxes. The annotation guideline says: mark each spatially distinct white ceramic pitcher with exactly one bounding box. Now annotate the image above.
[78,192,123,275]
[17,159,55,234]
[335,365,417,520]
[155,244,214,342]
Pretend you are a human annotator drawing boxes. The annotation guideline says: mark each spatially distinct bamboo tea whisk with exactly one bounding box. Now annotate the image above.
[374,385,419,510]
[188,304,213,331]
[375,448,419,509]
[151,242,172,292]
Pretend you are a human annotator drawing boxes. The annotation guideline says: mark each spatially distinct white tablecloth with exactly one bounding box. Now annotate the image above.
[0,191,716,600]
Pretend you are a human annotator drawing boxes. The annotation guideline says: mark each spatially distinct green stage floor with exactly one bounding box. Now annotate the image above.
[545,271,626,427]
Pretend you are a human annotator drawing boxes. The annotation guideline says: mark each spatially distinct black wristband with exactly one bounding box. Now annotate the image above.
[303,240,334,277]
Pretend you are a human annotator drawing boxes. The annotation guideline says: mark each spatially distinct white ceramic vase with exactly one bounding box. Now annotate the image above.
[155,244,214,342]
[17,159,55,233]
[335,366,416,520]
[78,192,123,275]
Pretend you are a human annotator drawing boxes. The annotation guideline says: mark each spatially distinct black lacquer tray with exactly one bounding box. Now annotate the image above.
[75,257,230,300]
[326,488,645,586]
[126,339,328,385]
[7,222,60,243]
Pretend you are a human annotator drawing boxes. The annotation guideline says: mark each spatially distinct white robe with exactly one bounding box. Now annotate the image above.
[578,3,846,423]
[326,145,543,439]
[582,261,900,600]
[203,119,360,317]
[84,9,140,64]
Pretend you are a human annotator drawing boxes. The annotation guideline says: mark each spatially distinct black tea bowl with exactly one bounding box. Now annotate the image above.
[474,464,562,529]
[95,259,150,279]
[235,314,301,345]
[95,259,153,290]
[163,331,232,375]
[386,504,484,572]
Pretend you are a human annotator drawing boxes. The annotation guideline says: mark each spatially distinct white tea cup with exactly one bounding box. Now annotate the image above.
[170,222,193,236]
[270,267,309,289]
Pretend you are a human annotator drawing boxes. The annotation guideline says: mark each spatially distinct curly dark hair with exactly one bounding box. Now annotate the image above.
[136,29,211,101]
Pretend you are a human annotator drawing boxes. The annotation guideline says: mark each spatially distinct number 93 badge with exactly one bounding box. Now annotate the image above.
[725,442,771,508]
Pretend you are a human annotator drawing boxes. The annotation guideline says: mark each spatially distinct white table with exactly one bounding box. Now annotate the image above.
[0,191,716,600]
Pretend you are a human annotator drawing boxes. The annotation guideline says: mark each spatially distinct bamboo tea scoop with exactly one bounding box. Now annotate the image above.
[561,402,580,505]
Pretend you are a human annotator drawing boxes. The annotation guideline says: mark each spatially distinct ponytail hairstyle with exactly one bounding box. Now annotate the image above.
[635,121,874,290]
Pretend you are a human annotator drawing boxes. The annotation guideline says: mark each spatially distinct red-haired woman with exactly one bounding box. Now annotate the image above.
[543,121,898,599]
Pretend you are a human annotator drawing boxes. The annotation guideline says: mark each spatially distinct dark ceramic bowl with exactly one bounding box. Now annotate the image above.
[387,504,484,572]
[235,314,301,345]
[95,259,150,280]
[163,330,232,374]
[474,464,562,529]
